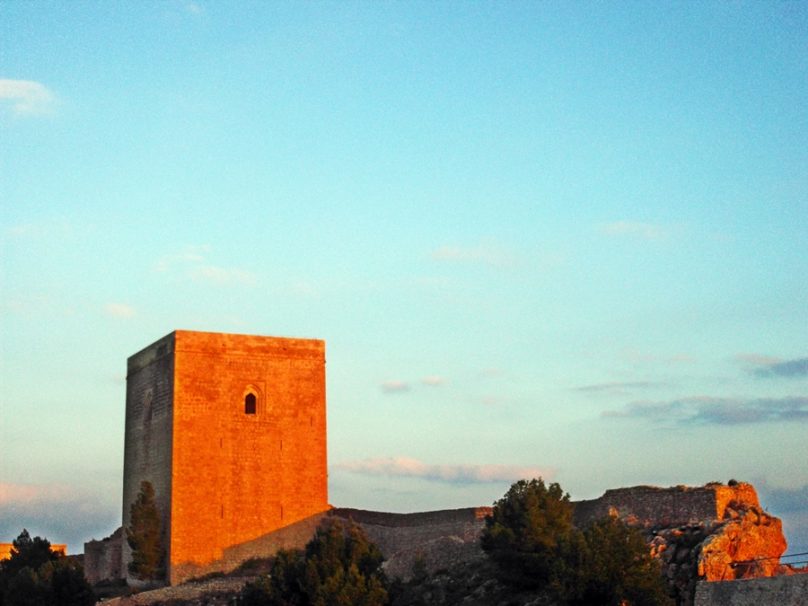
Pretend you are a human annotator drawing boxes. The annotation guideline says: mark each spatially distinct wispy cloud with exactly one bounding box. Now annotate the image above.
[0,483,118,553]
[103,303,136,318]
[381,380,410,394]
[183,1,203,15]
[621,349,695,366]
[333,457,551,485]
[422,375,446,386]
[598,221,669,241]
[740,354,808,379]
[431,242,515,267]
[604,395,808,425]
[154,244,210,271]
[0,79,56,116]
[154,245,256,286]
[757,483,808,514]
[576,381,659,394]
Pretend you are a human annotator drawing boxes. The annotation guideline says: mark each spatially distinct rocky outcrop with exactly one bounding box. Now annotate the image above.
[575,481,789,605]
[698,497,786,580]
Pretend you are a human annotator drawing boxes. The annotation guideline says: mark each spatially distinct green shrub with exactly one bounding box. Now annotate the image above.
[481,478,673,605]
[0,530,95,606]
[241,520,388,606]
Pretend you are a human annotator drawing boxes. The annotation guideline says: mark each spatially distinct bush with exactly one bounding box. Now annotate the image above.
[481,478,578,592]
[482,478,673,605]
[572,517,673,606]
[0,530,95,606]
[241,520,389,606]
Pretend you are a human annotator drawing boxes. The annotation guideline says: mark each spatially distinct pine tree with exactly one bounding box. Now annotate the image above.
[241,520,388,606]
[126,481,165,581]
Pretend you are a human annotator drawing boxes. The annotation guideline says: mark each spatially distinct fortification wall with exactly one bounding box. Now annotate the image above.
[169,331,328,584]
[575,484,744,527]
[573,483,758,528]
[694,575,808,606]
[84,528,123,585]
[330,507,491,579]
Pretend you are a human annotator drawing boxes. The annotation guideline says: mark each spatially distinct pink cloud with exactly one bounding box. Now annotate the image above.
[334,457,552,484]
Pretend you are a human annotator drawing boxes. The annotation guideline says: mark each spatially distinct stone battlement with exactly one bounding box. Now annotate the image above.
[573,482,760,528]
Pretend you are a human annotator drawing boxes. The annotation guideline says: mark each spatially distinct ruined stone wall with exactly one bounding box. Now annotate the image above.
[330,508,492,580]
[694,575,808,606]
[168,331,328,584]
[122,332,175,581]
[575,484,727,528]
[83,528,123,585]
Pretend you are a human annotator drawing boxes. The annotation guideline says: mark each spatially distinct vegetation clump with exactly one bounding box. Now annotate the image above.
[241,520,389,606]
[481,477,673,605]
[126,480,165,582]
[0,529,95,606]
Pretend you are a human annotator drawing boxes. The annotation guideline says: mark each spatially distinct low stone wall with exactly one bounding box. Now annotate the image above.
[694,574,808,606]
[330,507,491,580]
[84,528,124,585]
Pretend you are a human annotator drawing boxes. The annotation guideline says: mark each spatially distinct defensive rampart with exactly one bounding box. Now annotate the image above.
[694,574,808,606]
[84,528,124,585]
[329,507,492,579]
[573,482,759,527]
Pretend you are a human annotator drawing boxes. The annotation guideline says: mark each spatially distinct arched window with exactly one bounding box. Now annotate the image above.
[245,393,257,415]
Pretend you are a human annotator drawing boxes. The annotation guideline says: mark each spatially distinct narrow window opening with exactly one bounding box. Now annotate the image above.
[245,393,257,415]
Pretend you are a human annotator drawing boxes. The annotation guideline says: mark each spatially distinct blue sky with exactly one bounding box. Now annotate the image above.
[1,2,807,557]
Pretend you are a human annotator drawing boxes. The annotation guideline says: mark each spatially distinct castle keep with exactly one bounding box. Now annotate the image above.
[121,330,328,584]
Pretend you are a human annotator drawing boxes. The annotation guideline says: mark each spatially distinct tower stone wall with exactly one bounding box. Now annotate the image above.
[121,330,328,585]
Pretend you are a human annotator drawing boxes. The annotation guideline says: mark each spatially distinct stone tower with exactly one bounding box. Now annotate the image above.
[122,330,328,584]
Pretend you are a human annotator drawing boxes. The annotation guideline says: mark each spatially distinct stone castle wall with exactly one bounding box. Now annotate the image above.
[84,528,123,585]
[330,508,492,579]
[573,483,759,528]
[694,575,808,606]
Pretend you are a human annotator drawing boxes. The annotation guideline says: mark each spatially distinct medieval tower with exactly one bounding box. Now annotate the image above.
[122,330,328,584]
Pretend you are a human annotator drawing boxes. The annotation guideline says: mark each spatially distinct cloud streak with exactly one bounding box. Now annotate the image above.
[334,457,551,485]
[0,483,118,554]
[155,245,257,286]
[576,381,659,394]
[750,357,808,379]
[104,303,136,318]
[0,79,56,116]
[604,395,808,425]
[380,380,410,393]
